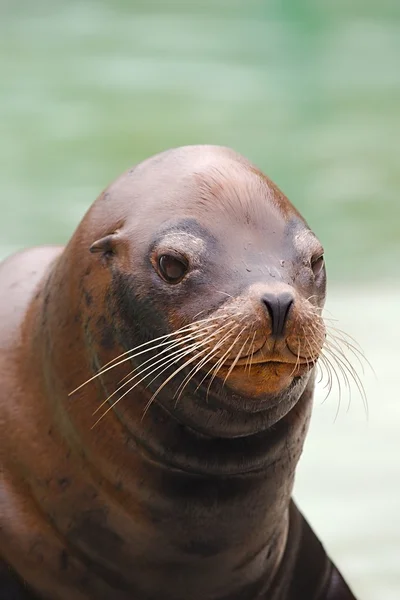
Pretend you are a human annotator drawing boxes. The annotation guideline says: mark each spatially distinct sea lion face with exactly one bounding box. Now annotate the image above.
[85,147,326,436]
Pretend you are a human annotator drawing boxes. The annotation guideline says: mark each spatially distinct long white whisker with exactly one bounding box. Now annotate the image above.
[193,327,241,393]
[173,323,236,401]
[222,335,249,385]
[115,323,226,387]
[93,323,230,417]
[69,314,225,396]
[205,327,246,399]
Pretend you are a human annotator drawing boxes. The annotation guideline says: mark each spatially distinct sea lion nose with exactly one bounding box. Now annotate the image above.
[261,292,294,338]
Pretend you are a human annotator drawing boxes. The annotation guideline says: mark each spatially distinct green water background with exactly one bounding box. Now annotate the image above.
[0,1,399,598]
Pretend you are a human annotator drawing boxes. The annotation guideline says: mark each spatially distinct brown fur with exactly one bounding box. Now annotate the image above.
[0,146,356,599]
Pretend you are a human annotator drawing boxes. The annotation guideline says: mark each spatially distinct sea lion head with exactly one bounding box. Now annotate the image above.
[71,145,326,438]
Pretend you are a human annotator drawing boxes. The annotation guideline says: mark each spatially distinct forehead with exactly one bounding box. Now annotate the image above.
[189,162,300,228]
[122,154,314,254]
[168,165,307,249]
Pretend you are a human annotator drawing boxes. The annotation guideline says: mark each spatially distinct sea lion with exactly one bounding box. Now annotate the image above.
[0,145,357,599]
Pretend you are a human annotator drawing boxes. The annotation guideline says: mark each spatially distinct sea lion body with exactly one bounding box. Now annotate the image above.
[0,146,356,599]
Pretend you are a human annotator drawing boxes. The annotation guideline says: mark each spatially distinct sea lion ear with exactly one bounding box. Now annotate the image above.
[89,232,120,256]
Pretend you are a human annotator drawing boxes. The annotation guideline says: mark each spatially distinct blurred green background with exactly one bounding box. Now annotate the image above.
[1,1,399,598]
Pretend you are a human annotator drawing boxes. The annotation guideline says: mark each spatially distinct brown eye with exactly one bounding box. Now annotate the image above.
[311,255,325,277]
[158,254,188,284]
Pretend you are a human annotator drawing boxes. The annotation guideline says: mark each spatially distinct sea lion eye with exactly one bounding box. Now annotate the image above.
[311,254,325,277]
[157,254,188,284]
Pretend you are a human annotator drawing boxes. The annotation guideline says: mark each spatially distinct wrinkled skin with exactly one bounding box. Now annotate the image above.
[0,146,356,599]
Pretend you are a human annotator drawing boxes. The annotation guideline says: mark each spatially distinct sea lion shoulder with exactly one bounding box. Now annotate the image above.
[0,246,62,351]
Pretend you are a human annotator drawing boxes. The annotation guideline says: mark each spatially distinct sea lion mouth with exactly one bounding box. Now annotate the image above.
[224,344,320,368]
[218,357,316,383]
[234,354,316,367]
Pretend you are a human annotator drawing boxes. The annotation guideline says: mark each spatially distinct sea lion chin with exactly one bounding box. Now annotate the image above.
[0,145,357,600]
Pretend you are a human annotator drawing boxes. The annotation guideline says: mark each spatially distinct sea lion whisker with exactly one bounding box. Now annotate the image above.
[316,354,334,402]
[322,330,365,382]
[323,343,353,398]
[318,349,343,419]
[310,328,325,386]
[83,329,200,397]
[247,331,258,373]
[323,337,365,387]
[305,320,326,380]
[141,320,241,418]
[301,325,313,370]
[103,313,228,364]
[116,330,213,386]
[93,324,231,417]
[321,316,339,323]
[322,344,368,419]
[173,322,237,402]
[69,332,196,396]
[192,309,207,319]
[318,331,335,400]
[322,311,365,345]
[325,327,373,375]
[206,327,247,399]
[321,321,361,352]
[142,342,229,417]
[92,340,214,427]
[170,324,239,408]
[94,341,211,416]
[140,346,220,420]
[176,323,244,401]
[141,323,239,414]
[93,342,204,418]
[193,326,243,393]
[323,323,365,352]
[115,323,229,386]
[316,353,329,389]
[302,323,333,397]
[303,322,318,368]
[315,360,324,387]
[305,294,321,304]
[173,345,226,407]
[245,330,257,374]
[300,325,333,403]
[301,312,368,420]
[222,335,249,385]
[320,307,343,321]
[209,355,233,396]
[214,289,234,299]
[289,336,302,378]
[71,317,224,396]
[99,318,216,366]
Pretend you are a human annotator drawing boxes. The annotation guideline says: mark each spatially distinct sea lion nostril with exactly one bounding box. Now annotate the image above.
[261,292,294,337]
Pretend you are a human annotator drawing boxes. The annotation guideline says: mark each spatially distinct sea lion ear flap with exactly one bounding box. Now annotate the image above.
[89,232,120,256]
